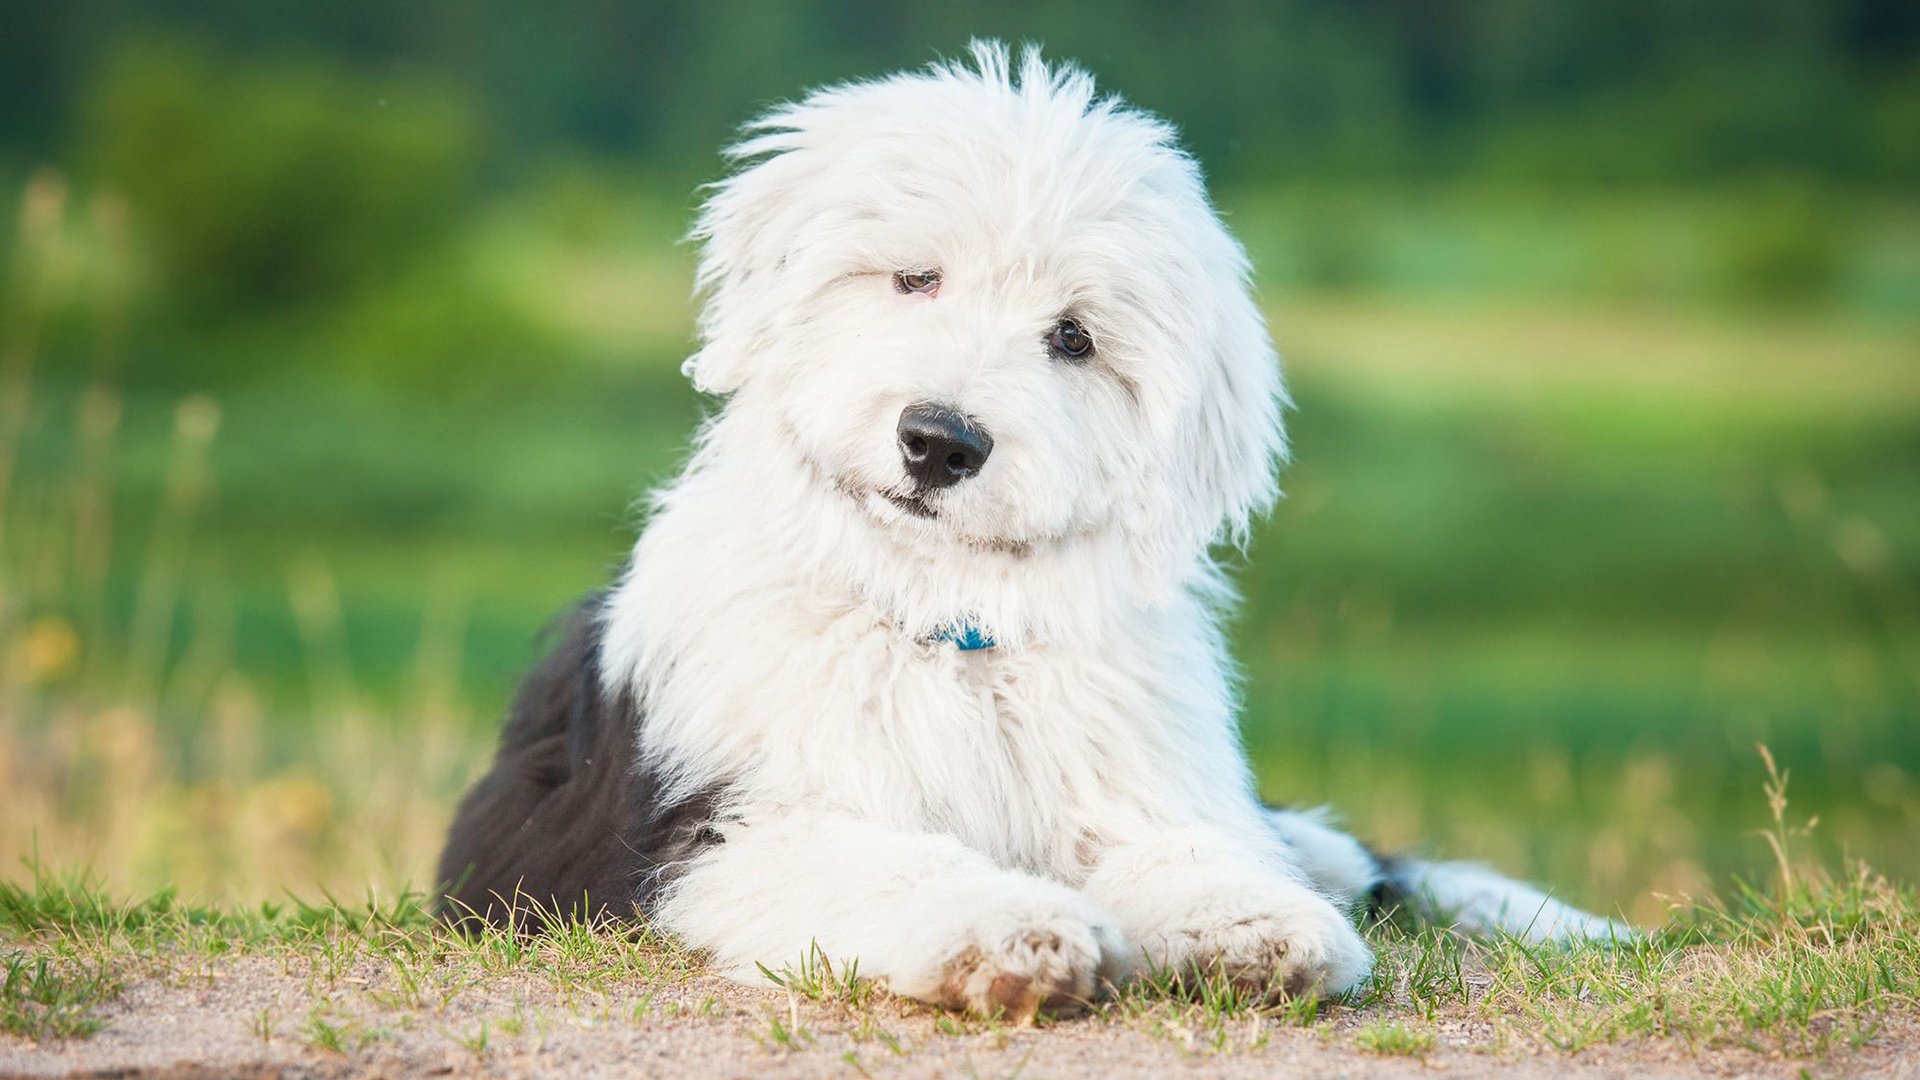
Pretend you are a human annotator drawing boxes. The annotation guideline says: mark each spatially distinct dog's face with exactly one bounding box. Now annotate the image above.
[687,44,1284,595]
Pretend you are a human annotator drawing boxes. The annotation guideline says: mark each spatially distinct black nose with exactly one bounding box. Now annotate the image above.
[897,403,993,490]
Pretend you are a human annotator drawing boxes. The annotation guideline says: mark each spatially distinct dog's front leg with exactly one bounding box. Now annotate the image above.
[1082,825,1373,997]
[652,808,1124,1019]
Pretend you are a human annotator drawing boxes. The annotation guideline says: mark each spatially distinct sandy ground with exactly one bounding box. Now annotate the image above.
[4,957,1916,1079]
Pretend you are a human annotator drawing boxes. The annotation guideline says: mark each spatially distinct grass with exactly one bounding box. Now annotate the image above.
[0,749,1912,1066]
[0,785,1913,1066]
[1352,1019,1436,1057]
[1,950,119,1040]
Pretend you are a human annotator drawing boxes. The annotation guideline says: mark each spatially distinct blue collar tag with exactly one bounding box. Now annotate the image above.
[929,620,996,651]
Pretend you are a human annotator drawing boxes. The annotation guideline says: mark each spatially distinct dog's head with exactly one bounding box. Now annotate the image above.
[686,42,1284,600]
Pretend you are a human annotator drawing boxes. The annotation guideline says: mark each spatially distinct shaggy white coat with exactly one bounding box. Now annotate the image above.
[599,43,1624,1014]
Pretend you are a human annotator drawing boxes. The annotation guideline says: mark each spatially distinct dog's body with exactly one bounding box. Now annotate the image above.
[439,44,1625,1016]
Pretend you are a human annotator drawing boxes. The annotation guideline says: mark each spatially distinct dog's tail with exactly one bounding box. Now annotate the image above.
[1264,806,1636,945]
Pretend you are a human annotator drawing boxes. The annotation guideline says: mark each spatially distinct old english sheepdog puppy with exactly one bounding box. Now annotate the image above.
[438,42,1628,1017]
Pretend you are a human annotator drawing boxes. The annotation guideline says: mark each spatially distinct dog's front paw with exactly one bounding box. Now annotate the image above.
[1142,879,1372,998]
[903,896,1121,1021]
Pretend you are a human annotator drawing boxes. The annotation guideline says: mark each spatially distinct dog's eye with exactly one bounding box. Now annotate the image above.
[1049,319,1094,361]
[893,270,941,295]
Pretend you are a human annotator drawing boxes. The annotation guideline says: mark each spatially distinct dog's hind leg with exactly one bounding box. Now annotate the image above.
[435,600,723,932]
[1261,806,1386,909]
[1262,806,1636,945]
[1373,857,1637,944]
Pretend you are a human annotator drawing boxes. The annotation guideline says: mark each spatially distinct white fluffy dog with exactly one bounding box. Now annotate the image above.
[438,42,1627,1019]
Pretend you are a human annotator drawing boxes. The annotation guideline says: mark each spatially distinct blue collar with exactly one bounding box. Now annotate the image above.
[928,619,996,651]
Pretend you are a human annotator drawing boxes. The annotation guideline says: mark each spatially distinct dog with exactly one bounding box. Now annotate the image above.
[437,42,1628,1019]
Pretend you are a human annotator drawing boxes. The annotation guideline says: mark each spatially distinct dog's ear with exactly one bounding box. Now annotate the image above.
[1125,240,1287,599]
[681,122,825,395]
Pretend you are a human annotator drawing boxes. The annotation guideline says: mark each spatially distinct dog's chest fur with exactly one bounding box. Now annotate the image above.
[855,644,1129,876]
[608,564,1252,882]
[598,460,1271,884]
[665,613,1177,877]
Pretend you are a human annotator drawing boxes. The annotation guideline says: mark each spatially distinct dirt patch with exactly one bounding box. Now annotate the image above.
[4,957,1916,1079]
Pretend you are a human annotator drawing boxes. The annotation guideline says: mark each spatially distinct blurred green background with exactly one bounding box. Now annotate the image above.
[2,2,1915,916]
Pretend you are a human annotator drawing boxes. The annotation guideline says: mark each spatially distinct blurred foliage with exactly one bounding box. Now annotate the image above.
[81,39,476,316]
[70,38,488,384]
[0,3,1909,390]
[7,0,1917,187]
[1704,180,1850,303]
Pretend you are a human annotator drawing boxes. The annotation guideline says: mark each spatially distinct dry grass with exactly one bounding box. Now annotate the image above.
[0,171,490,903]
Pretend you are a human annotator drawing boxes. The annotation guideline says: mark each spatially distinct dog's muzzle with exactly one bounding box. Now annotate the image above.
[897,403,993,490]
